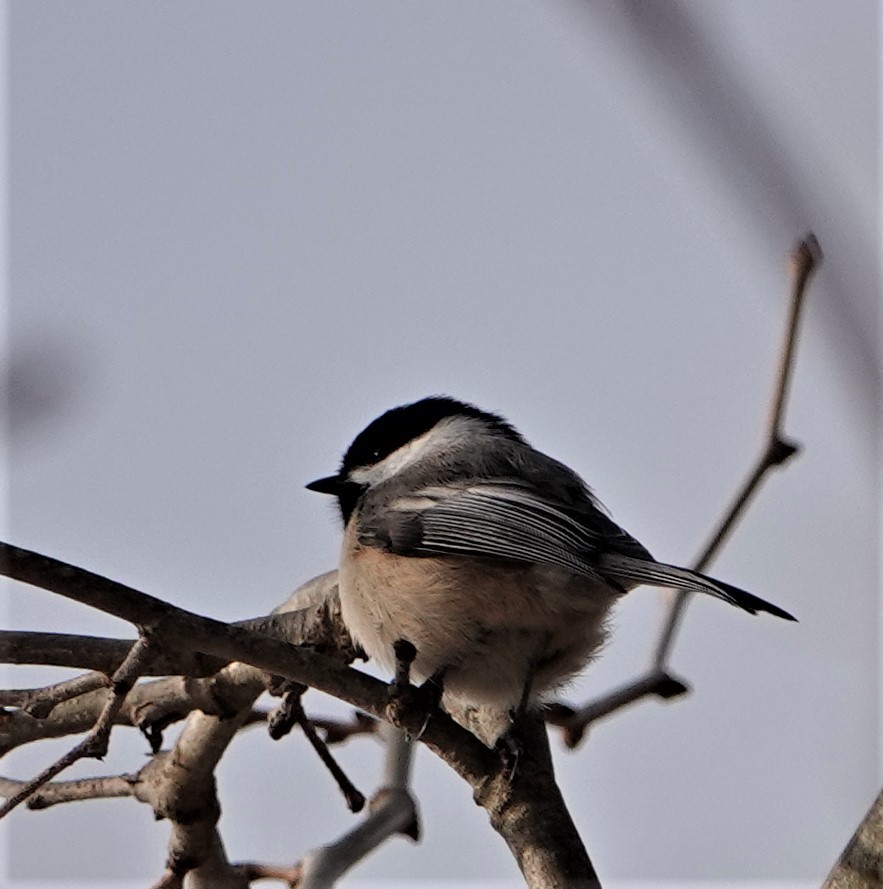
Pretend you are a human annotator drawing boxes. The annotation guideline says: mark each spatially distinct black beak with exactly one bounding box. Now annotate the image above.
[305,474,344,495]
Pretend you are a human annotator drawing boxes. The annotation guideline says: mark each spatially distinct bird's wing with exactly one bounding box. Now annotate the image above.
[357,482,797,621]
[358,482,647,581]
[598,553,797,621]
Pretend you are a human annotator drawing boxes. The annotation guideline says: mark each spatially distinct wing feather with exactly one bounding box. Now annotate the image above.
[355,482,796,621]
[358,483,647,580]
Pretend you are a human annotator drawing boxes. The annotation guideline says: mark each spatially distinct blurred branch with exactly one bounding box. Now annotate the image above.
[569,0,877,402]
[312,711,379,745]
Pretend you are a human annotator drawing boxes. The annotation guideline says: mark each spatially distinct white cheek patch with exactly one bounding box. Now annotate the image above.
[348,430,436,486]
[347,417,474,487]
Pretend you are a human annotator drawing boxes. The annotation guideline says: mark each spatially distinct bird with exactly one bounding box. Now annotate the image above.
[307,396,795,740]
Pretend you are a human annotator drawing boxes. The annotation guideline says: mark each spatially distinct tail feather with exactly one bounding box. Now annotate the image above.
[599,553,797,621]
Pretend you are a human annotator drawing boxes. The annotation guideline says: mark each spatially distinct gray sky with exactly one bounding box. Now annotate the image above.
[2,1,879,885]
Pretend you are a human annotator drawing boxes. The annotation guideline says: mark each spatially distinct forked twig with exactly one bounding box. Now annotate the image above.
[0,634,157,818]
[555,234,822,745]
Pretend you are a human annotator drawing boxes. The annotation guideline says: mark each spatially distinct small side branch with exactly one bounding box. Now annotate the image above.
[0,672,111,719]
[653,233,820,667]
[0,774,137,809]
[0,633,157,818]
[545,671,688,748]
[555,234,821,745]
[275,723,419,889]
[268,684,366,813]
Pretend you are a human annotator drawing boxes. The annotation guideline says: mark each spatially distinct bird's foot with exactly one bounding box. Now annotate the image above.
[386,640,445,739]
[495,727,523,780]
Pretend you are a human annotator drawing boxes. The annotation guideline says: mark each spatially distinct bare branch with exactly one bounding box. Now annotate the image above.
[653,232,821,667]
[235,861,302,886]
[545,671,688,748]
[555,233,821,746]
[0,633,157,818]
[478,712,601,889]
[0,544,471,756]
[291,723,419,889]
[0,671,110,718]
[134,663,267,887]
[823,786,883,888]
[0,673,252,756]
[150,831,250,889]
[149,872,184,889]
[0,542,597,883]
[0,773,137,809]
[268,684,365,813]
[0,629,226,676]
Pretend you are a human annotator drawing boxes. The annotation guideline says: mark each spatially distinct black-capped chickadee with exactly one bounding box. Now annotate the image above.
[308,396,794,728]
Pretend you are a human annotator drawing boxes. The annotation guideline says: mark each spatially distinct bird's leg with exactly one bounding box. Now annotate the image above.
[495,674,534,778]
[495,730,522,778]
[392,638,417,692]
[387,639,445,739]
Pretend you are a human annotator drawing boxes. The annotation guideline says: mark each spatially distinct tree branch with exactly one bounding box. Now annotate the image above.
[0,633,158,817]
[0,671,110,718]
[653,233,821,666]
[0,549,598,885]
[287,724,419,889]
[0,629,226,675]
[823,786,883,888]
[554,233,821,745]
[0,773,137,809]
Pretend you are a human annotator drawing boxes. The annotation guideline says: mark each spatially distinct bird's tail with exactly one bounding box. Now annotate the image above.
[599,553,796,621]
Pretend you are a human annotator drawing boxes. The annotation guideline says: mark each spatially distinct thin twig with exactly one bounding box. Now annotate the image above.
[295,722,419,889]
[0,633,157,818]
[545,670,689,748]
[653,233,820,667]
[0,773,137,809]
[312,711,378,745]
[0,672,110,719]
[269,685,365,813]
[555,234,821,745]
